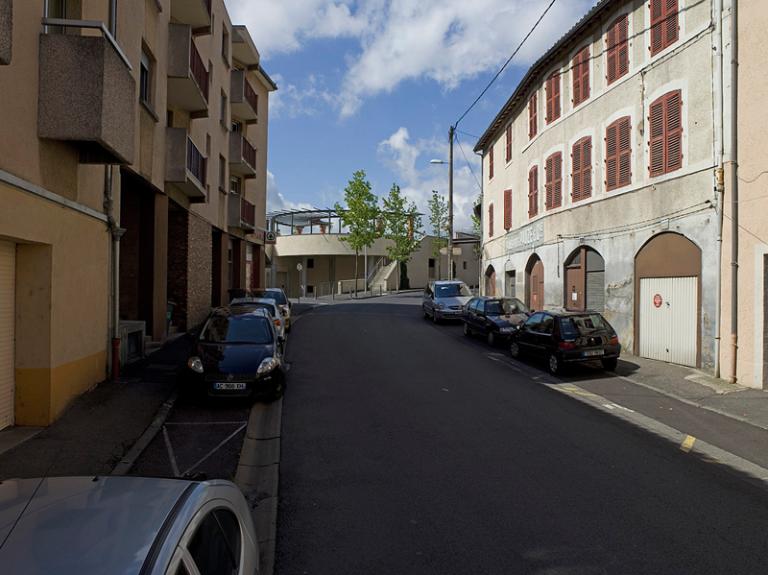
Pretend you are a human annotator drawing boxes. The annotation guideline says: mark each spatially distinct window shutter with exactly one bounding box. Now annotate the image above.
[572,52,582,106]
[528,166,538,217]
[553,74,560,120]
[505,124,512,162]
[553,152,562,208]
[650,0,664,55]
[606,24,618,83]
[649,97,665,176]
[581,138,592,199]
[529,93,538,139]
[488,204,494,237]
[607,15,629,84]
[489,145,494,180]
[573,47,590,106]
[572,141,582,201]
[665,0,679,47]
[618,117,632,186]
[580,48,590,102]
[504,189,512,230]
[666,90,683,172]
[545,156,553,209]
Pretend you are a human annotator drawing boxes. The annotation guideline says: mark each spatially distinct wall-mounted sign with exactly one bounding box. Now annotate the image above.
[265,231,277,244]
[653,293,663,308]
[505,220,544,254]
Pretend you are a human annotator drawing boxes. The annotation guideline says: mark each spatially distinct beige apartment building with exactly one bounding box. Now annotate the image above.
[0,0,275,428]
[476,0,731,374]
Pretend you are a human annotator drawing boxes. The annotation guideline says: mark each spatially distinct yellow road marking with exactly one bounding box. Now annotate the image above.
[680,435,696,453]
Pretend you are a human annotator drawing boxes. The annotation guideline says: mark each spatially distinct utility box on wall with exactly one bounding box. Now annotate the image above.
[0,0,11,65]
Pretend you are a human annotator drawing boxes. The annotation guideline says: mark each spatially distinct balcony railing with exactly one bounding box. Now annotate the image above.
[244,81,259,115]
[187,137,206,186]
[230,133,257,177]
[242,137,256,169]
[231,70,258,122]
[241,198,256,229]
[168,24,209,114]
[189,41,209,101]
[165,127,207,202]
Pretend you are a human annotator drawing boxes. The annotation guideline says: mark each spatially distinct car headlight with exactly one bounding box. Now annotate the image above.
[257,356,279,376]
[435,302,445,309]
[187,356,204,374]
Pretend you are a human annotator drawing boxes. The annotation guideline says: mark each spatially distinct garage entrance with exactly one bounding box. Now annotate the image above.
[635,233,701,367]
[0,241,15,430]
[564,246,605,311]
[526,254,544,311]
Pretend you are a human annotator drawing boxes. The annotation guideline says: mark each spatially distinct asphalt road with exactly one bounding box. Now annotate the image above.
[275,293,768,575]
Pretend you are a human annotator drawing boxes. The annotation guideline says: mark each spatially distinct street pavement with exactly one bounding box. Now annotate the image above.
[275,293,768,575]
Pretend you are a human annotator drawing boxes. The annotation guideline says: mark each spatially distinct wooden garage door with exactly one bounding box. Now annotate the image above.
[529,260,544,311]
[0,241,15,430]
[639,277,697,367]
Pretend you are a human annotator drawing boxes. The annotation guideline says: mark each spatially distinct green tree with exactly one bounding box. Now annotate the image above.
[428,191,448,278]
[471,195,483,260]
[335,170,379,297]
[382,184,423,291]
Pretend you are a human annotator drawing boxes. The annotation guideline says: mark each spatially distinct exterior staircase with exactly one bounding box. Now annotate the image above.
[368,260,398,294]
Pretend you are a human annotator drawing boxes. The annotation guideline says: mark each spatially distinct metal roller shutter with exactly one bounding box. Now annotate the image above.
[586,271,605,311]
[0,241,15,430]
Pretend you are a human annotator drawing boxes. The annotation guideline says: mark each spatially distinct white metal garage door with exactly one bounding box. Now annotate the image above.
[639,277,697,367]
[0,241,15,429]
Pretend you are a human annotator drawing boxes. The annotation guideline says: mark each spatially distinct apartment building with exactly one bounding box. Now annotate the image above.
[475,0,727,373]
[0,0,275,428]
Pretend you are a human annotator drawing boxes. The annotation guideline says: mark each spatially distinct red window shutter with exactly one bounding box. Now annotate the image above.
[664,0,679,48]
[528,166,538,217]
[489,145,494,180]
[553,152,562,208]
[504,189,512,230]
[572,47,590,106]
[607,15,629,84]
[651,0,679,56]
[546,73,560,123]
[665,90,683,172]
[505,124,512,163]
[573,137,592,202]
[529,93,538,139]
[649,97,666,176]
[605,121,618,190]
[580,47,590,102]
[571,141,582,201]
[618,116,632,186]
[488,204,494,237]
[572,52,581,106]
[545,156,553,209]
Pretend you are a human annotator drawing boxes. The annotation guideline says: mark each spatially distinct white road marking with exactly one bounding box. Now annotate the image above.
[162,425,181,477]
[182,422,248,476]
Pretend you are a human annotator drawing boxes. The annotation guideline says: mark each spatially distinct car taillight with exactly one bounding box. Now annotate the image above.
[608,335,619,345]
[274,319,281,326]
[558,341,577,350]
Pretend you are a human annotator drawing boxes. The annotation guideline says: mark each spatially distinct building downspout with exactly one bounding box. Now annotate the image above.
[713,0,725,378]
[728,0,739,383]
[103,166,123,381]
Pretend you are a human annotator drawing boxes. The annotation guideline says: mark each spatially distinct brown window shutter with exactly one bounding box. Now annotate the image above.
[545,77,552,123]
[488,204,494,237]
[649,97,665,176]
[605,122,618,190]
[553,152,562,208]
[581,48,590,102]
[572,52,582,106]
[504,189,512,230]
[606,24,618,83]
[573,47,590,105]
[545,155,553,209]
[607,15,629,84]
[581,138,592,199]
[553,74,561,120]
[529,93,537,139]
[528,166,538,217]
[650,0,663,55]
[571,141,582,201]
[666,90,683,172]
[665,0,679,48]
[618,116,632,186]
[505,125,512,162]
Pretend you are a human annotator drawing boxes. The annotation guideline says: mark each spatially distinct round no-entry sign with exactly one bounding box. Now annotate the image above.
[653,293,663,308]
[296,263,303,272]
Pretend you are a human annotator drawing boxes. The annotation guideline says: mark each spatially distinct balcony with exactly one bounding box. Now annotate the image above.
[232,25,259,68]
[228,195,256,232]
[168,24,209,116]
[229,133,256,178]
[231,70,258,122]
[171,0,211,31]
[165,127,207,202]
[37,21,135,164]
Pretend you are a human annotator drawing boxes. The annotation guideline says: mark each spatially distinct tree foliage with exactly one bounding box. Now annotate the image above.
[428,191,448,258]
[382,183,422,290]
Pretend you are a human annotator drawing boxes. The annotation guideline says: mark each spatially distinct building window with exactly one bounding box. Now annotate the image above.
[222,25,230,64]
[488,204,494,238]
[649,90,683,176]
[503,189,512,231]
[650,0,679,56]
[230,176,242,195]
[220,91,228,128]
[606,14,629,84]
[488,145,494,180]
[219,155,226,191]
[139,49,153,106]
[528,166,538,218]
[545,152,563,210]
[463,261,467,270]
[529,93,537,139]
[545,72,561,124]
[307,258,314,269]
[572,46,590,106]
[571,137,592,202]
[606,116,632,190]
[505,124,512,163]
[428,258,435,268]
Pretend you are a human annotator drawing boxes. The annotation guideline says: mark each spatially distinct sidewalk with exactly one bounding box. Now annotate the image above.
[0,334,192,480]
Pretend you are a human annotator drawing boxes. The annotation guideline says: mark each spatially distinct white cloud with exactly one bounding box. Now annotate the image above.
[377,127,481,234]
[227,0,596,117]
[269,73,336,119]
[267,170,316,213]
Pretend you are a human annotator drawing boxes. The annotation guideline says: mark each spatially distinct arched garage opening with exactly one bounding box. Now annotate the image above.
[635,232,702,367]
[563,246,605,311]
[525,254,544,311]
[484,265,497,296]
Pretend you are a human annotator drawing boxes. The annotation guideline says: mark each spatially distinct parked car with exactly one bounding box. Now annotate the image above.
[187,307,285,399]
[509,310,621,375]
[0,476,260,575]
[230,297,286,339]
[422,280,473,323]
[250,288,292,332]
[463,296,530,346]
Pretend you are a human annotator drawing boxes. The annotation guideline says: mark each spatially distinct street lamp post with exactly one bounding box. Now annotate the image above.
[430,125,456,281]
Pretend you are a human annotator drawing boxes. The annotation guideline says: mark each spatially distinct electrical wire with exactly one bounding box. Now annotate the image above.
[455,133,482,192]
[454,0,558,129]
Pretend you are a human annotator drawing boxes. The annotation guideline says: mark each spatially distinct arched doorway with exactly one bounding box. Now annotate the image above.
[564,246,605,311]
[635,232,701,367]
[484,265,497,296]
[525,254,544,311]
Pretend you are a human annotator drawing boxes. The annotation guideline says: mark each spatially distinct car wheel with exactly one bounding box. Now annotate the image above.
[423,307,429,320]
[268,375,286,401]
[547,353,561,375]
[487,331,496,347]
[509,341,520,358]
[463,323,471,337]
[602,358,618,371]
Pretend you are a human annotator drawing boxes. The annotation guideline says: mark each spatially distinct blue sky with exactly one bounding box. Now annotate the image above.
[226,0,595,233]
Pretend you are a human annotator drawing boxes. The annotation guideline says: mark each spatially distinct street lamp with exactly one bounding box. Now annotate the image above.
[429,126,456,280]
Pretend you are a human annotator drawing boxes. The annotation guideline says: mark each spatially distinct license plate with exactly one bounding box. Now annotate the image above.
[214,382,247,391]
[583,349,604,357]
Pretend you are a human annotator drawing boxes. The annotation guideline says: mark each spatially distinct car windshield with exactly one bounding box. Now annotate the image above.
[200,315,273,344]
[485,299,529,315]
[435,283,471,298]
[560,314,610,337]
[251,290,288,305]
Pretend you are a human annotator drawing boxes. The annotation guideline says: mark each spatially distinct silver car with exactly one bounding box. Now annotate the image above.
[0,476,260,575]
[422,280,473,323]
[250,288,292,332]
[231,296,287,339]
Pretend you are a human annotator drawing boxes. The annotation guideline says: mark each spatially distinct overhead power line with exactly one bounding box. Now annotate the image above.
[454,133,482,193]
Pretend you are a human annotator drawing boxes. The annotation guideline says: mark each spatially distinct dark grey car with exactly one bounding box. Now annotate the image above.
[422,280,473,323]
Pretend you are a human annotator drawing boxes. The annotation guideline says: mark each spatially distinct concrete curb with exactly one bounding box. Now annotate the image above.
[235,398,283,575]
[111,391,178,476]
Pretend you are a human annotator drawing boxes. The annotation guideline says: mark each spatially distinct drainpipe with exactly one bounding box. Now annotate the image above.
[103,166,124,381]
[728,0,739,383]
[713,0,725,378]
